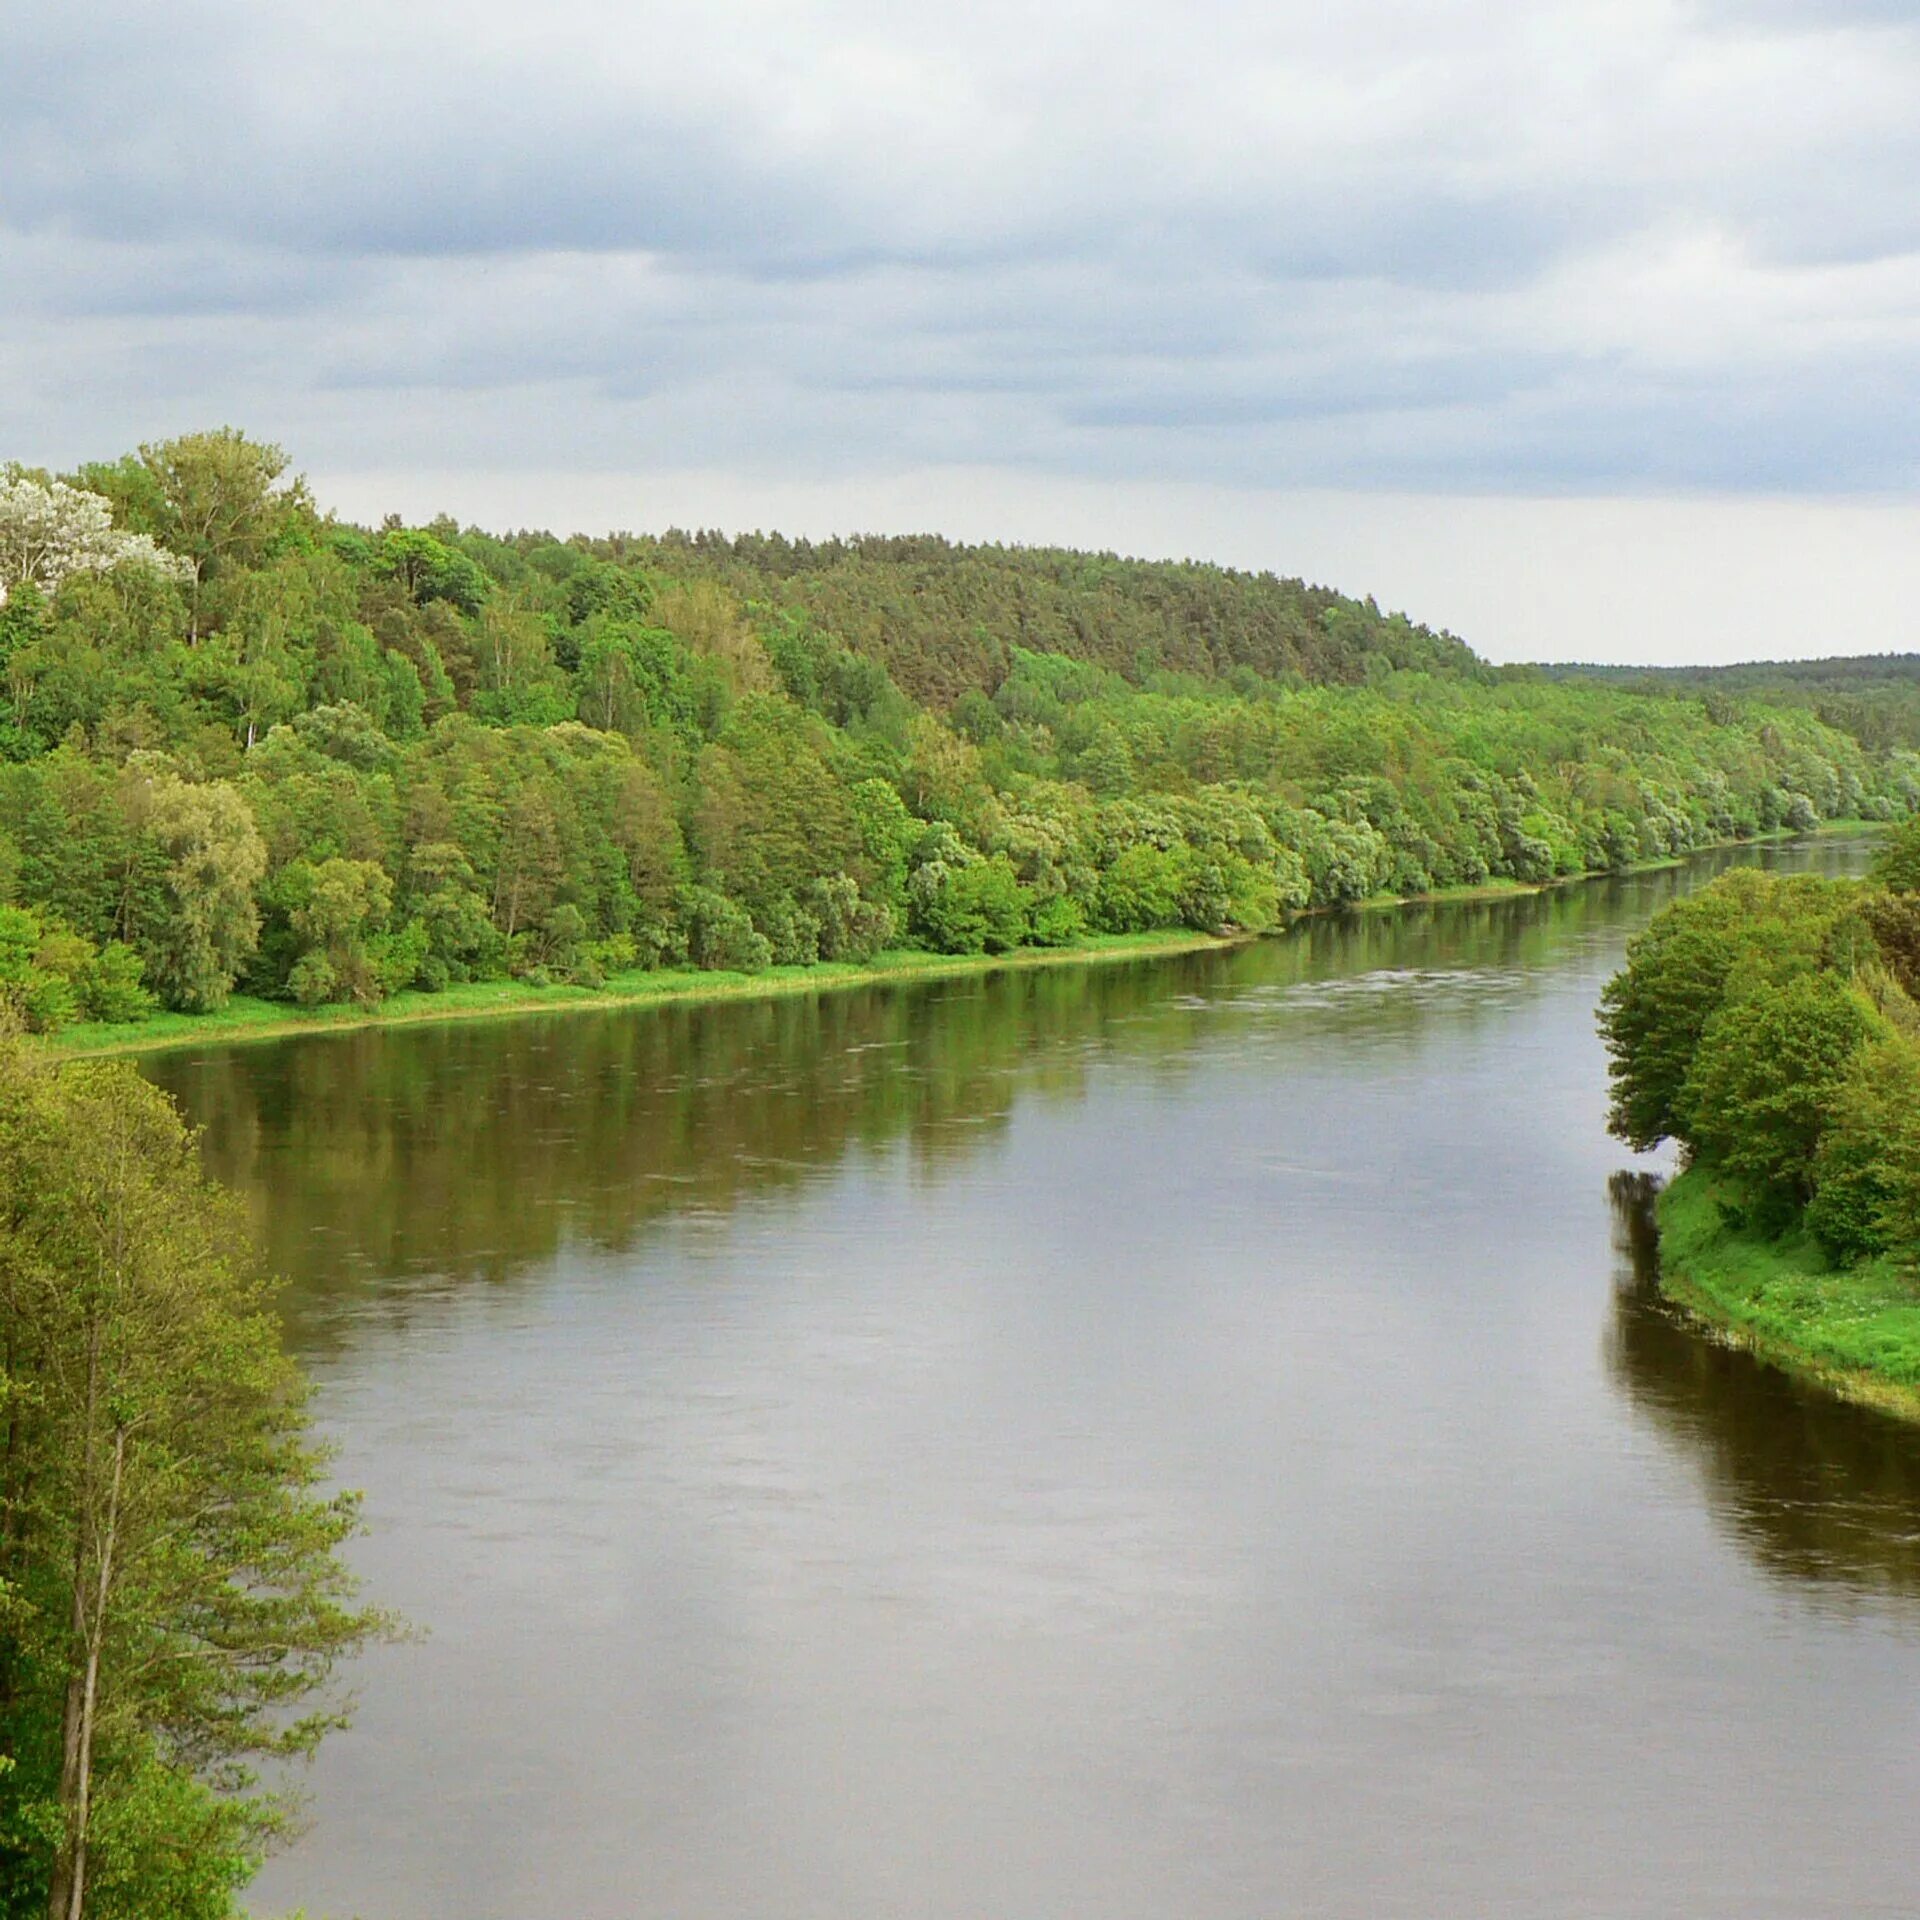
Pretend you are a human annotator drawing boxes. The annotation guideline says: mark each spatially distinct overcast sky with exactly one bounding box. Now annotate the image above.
[7,0,1919,664]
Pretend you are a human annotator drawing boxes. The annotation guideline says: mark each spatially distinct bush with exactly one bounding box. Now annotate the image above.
[808,874,893,962]
[1093,845,1184,932]
[80,943,155,1024]
[755,894,822,967]
[682,886,773,972]
[21,971,78,1032]
[1027,892,1087,946]
[0,906,138,1032]
[909,856,1030,954]
[287,951,340,1006]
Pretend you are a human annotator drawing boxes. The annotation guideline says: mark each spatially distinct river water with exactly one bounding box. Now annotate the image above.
[147,840,1920,1920]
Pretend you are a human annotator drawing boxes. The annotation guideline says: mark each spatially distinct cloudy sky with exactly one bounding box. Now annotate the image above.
[6,0,1919,663]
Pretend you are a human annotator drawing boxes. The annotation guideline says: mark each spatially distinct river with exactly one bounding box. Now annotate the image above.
[146,839,1920,1920]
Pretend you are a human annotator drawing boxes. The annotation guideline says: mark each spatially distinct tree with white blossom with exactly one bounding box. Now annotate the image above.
[0,473,193,607]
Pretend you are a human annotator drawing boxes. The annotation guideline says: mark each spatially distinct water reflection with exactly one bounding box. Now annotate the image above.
[1606,1171,1920,1603]
[148,834,1920,1920]
[147,851,1805,1355]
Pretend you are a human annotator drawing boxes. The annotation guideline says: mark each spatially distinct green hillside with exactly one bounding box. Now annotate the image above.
[0,430,1911,1042]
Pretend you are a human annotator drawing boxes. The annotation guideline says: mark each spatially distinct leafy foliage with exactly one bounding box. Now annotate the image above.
[1,429,1914,1037]
[0,1042,385,1917]
[1603,867,1920,1261]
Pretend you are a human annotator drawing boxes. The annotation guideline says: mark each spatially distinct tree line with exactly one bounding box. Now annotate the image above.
[1541,653,1920,758]
[1,429,1915,1035]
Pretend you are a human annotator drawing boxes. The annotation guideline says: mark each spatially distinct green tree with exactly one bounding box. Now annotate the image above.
[574,620,653,736]
[472,604,569,727]
[491,777,568,943]
[1680,971,1872,1226]
[120,769,265,1012]
[282,857,395,1006]
[404,840,501,987]
[681,886,773,972]
[807,873,894,962]
[372,529,488,617]
[0,1044,383,1917]
[1093,844,1185,933]
[102,432,305,641]
[1076,723,1135,798]
[849,778,917,920]
[1808,1027,1920,1257]
[909,855,1030,954]
[201,558,322,747]
[1600,872,1849,1152]
[1872,813,1920,895]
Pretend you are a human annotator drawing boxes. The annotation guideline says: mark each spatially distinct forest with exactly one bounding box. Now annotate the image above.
[1545,653,1920,757]
[1601,822,1920,1400]
[1,429,1917,1040]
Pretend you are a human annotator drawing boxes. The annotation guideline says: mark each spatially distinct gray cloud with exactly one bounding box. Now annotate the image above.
[5,0,1920,498]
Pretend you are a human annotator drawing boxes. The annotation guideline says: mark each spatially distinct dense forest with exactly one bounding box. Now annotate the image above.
[1543,654,1920,756]
[1,430,1916,1036]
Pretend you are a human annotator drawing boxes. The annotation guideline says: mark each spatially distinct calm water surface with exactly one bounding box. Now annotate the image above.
[148,841,1920,1920]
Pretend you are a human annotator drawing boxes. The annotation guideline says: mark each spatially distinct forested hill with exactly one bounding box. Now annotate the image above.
[0,430,1913,1041]
[1560,655,1920,685]
[578,531,1484,702]
[1541,655,1920,754]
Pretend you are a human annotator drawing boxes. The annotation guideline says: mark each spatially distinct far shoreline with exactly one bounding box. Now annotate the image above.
[41,928,1245,1061]
[41,819,1882,1064]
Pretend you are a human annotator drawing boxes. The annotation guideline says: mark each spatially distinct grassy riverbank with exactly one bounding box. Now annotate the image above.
[43,821,1882,1061]
[42,928,1239,1059]
[1656,1168,1920,1422]
[1354,819,1886,914]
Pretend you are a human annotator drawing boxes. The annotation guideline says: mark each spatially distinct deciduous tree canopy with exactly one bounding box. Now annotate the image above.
[1603,821,1920,1257]
[0,430,1914,1038]
[0,1040,384,1918]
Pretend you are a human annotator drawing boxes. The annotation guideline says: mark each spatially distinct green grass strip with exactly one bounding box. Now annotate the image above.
[1656,1166,1920,1422]
[40,929,1238,1060]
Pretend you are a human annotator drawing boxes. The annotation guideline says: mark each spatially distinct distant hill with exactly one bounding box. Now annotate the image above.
[1540,655,1920,753]
[1543,654,1920,686]
[582,531,1485,704]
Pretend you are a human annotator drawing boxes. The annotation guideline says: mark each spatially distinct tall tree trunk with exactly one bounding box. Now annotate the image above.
[45,1324,97,1920]
[47,1426,122,1920]
[44,1570,87,1920]
[46,1281,123,1920]
[65,1427,123,1920]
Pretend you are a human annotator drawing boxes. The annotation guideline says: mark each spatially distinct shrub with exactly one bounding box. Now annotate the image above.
[682,886,773,972]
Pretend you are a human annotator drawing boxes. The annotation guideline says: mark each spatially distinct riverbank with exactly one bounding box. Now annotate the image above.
[42,928,1242,1060]
[1655,1168,1920,1422]
[40,819,1886,1061]
[1355,818,1888,914]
